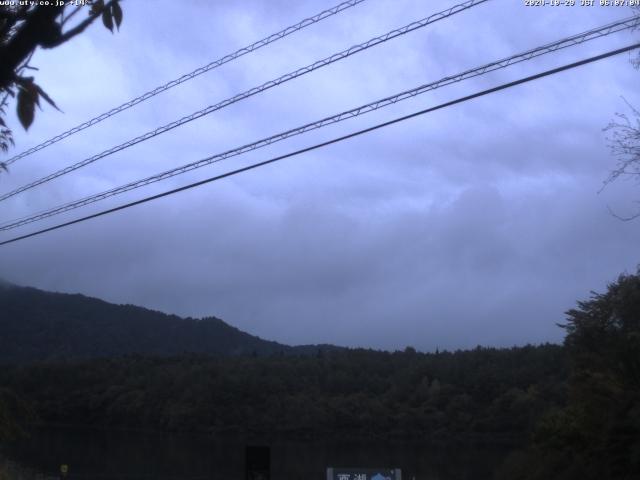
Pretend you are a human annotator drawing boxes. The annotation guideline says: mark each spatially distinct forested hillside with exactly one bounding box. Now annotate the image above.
[1,269,637,480]
[0,344,566,441]
[0,282,335,363]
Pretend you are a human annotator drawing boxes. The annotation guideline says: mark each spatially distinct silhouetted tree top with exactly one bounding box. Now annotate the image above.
[562,268,640,394]
[497,269,640,480]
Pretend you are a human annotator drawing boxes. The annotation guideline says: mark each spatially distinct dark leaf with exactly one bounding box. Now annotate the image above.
[18,79,40,108]
[89,0,104,16]
[14,76,34,87]
[102,7,113,32]
[17,87,36,130]
[34,84,62,112]
[0,162,7,172]
[112,1,122,29]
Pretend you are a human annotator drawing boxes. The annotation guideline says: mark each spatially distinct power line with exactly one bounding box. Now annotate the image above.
[0,0,490,203]
[3,0,367,167]
[1,14,637,232]
[1,42,638,248]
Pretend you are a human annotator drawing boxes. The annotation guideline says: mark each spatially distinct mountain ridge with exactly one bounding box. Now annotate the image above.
[0,283,339,364]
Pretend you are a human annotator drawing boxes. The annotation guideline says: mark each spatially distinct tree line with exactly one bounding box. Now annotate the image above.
[0,269,638,480]
[0,344,566,442]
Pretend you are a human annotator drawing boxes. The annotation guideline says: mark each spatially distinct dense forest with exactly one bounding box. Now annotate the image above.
[0,344,566,441]
[496,270,640,480]
[0,270,638,479]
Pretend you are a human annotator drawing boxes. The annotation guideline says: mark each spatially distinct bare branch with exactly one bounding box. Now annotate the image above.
[60,5,83,27]
[602,97,640,193]
[607,204,640,222]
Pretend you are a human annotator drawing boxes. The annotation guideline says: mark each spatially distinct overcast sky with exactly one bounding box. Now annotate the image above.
[0,0,638,351]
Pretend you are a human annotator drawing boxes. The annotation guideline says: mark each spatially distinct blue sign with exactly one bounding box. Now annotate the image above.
[326,468,401,480]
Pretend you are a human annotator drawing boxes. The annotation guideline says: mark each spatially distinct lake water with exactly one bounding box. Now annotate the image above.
[4,427,514,480]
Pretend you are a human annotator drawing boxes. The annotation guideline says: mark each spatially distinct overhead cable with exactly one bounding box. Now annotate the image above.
[1,42,638,247]
[3,0,368,166]
[1,15,638,232]
[0,0,490,202]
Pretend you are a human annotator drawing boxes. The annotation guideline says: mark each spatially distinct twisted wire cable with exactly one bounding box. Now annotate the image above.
[2,41,638,247]
[0,0,490,202]
[3,0,367,166]
[1,14,638,232]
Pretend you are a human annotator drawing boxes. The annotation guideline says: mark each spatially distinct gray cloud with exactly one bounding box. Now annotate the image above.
[0,0,639,351]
